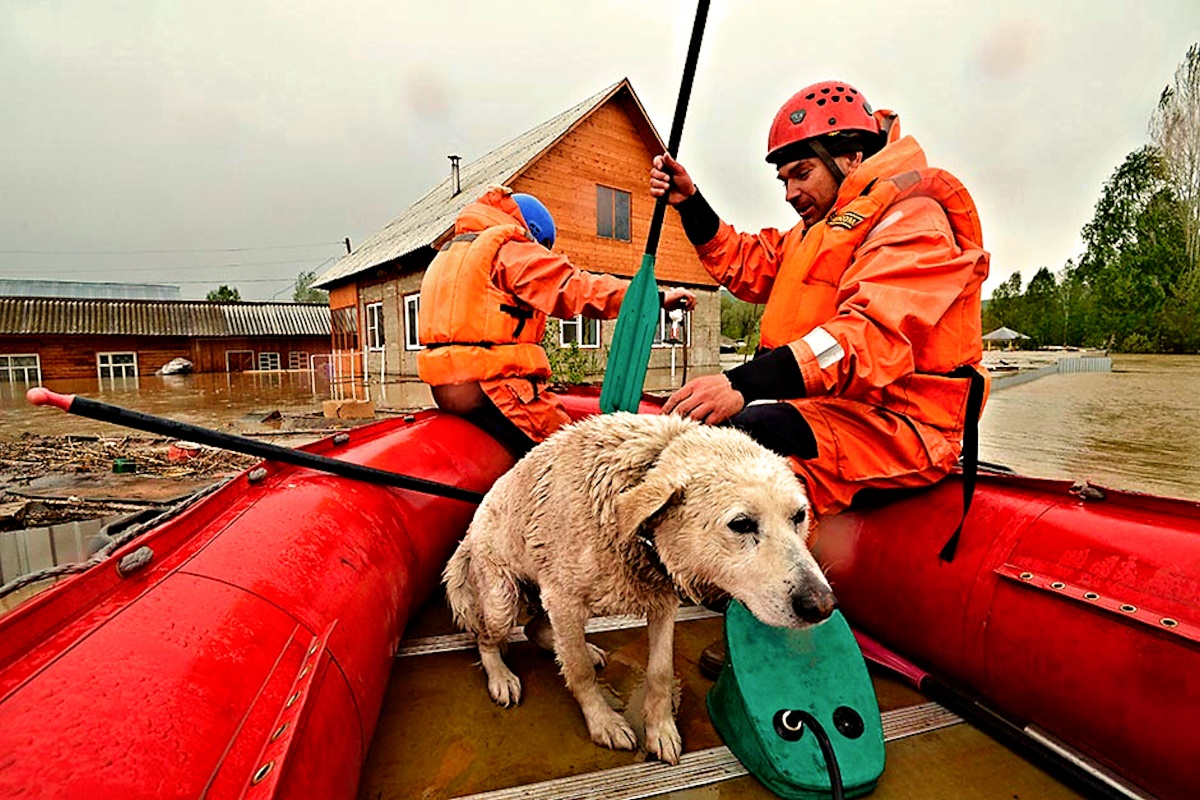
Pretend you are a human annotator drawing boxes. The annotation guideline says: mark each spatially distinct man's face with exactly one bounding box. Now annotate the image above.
[776,152,862,227]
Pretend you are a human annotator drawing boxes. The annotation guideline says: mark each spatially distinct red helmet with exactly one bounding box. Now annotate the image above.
[766,81,880,164]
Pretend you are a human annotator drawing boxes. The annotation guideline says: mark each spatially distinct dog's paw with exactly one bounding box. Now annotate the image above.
[486,671,522,707]
[479,650,522,707]
[586,642,608,669]
[587,709,638,751]
[646,717,683,765]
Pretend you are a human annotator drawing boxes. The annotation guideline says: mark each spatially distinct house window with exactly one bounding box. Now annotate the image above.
[226,350,254,372]
[0,354,41,384]
[404,294,422,350]
[288,351,308,371]
[97,352,137,379]
[596,185,632,242]
[366,302,385,350]
[652,309,691,347]
[560,315,601,348]
[258,352,282,371]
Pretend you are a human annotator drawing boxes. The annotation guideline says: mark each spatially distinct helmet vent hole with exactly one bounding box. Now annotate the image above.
[831,96,840,102]
[821,87,831,94]
[846,97,855,103]
[805,93,816,100]
[817,98,826,106]
[836,86,845,92]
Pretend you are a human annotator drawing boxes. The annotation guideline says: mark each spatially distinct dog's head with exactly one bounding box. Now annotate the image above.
[614,423,834,629]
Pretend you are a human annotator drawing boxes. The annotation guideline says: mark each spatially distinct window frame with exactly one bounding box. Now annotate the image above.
[0,353,42,384]
[596,185,632,242]
[652,309,692,348]
[403,293,423,351]
[97,351,138,379]
[366,301,386,351]
[559,315,601,349]
[258,352,282,371]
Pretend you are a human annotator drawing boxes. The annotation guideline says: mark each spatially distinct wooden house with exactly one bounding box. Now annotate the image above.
[312,79,720,402]
[0,297,332,384]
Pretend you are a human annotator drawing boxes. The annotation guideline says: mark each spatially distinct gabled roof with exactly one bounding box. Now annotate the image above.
[314,79,663,289]
[982,326,1031,341]
[0,297,331,338]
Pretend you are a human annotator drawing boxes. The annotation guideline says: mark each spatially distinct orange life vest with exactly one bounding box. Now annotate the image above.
[418,199,550,386]
[759,151,988,436]
[694,132,990,513]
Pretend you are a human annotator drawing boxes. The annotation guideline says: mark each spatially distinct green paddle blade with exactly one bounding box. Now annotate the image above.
[708,602,886,799]
[600,253,660,413]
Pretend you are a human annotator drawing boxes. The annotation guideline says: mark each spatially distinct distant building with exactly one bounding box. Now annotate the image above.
[982,326,1031,350]
[313,78,720,401]
[0,297,331,384]
[0,280,182,301]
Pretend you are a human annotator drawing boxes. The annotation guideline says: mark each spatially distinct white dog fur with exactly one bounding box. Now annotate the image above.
[443,411,835,765]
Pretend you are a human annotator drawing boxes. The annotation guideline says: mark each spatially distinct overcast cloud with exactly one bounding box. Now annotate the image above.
[1,1,1196,300]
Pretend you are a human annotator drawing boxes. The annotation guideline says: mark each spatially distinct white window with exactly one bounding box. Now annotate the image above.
[288,351,308,371]
[258,352,281,371]
[404,294,422,350]
[366,302,385,350]
[560,315,600,348]
[97,352,137,379]
[0,354,41,384]
[652,309,691,347]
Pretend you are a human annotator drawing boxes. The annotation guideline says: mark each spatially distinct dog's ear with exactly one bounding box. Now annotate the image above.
[615,471,683,540]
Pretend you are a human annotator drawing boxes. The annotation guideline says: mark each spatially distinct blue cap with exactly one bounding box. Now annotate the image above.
[512,193,556,249]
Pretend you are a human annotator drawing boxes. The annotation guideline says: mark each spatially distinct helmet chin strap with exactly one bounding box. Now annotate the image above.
[807,139,845,185]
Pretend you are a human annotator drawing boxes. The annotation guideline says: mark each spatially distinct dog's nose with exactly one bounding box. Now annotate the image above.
[791,586,837,624]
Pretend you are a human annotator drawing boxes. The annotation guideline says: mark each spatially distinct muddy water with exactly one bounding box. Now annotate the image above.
[3,355,1196,501]
[979,354,1200,500]
[0,372,373,439]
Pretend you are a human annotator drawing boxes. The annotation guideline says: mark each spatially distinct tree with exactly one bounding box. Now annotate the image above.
[206,285,241,302]
[719,289,764,352]
[982,271,1023,338]
[1023,267,1061,347]
[293,270,329,304]
[1150,43,1200,269]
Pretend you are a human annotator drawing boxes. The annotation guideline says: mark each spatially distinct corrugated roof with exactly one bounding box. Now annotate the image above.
[314,80,649,289]
[0,298,331,337]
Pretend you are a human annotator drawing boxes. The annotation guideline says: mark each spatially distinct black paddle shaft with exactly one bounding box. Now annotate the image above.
[643,0,711,258]
[64,394,485,504]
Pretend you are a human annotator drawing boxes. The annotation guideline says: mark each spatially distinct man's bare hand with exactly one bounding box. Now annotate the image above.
[661,286,696,311]
[650,153,696,207]
[663,373,744,425]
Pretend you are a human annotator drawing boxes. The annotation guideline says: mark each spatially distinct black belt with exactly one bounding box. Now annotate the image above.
[937,365,986,562]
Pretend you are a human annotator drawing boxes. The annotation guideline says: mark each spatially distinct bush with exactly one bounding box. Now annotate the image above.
[542,321,598,385]
[1117,332,1158,353]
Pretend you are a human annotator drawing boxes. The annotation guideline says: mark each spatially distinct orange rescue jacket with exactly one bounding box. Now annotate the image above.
[418,187,629,388]
[695,124,990,512]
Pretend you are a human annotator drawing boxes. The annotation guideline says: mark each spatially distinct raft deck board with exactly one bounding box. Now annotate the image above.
[360,593,1089,800]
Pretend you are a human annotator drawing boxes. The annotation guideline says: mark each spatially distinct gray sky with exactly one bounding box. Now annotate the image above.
[2,1,1197,301]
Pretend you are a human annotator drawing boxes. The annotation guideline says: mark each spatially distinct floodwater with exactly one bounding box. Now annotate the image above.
[0,371,427,440]
[2,355,1197,501]
[978,353,1200,501]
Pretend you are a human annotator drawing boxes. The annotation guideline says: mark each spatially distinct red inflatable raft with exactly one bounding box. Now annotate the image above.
[2,388,1197,799]
[814,470,1200,800]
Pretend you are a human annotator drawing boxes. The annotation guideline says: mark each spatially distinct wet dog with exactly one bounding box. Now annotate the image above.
[443,411,835,764]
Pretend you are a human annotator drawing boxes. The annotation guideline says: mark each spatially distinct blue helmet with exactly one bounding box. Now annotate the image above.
[512,193,556,249]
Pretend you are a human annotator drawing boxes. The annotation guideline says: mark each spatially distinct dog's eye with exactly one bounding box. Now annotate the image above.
[792,508,808,527]
[728,515,759,536]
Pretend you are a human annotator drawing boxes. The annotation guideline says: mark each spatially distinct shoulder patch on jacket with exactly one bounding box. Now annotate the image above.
[828,210,866,230]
